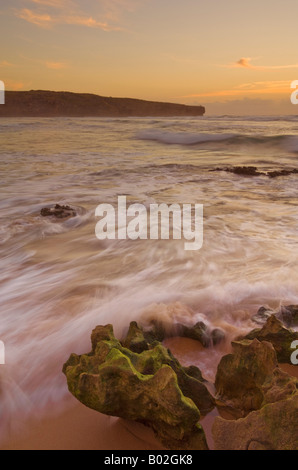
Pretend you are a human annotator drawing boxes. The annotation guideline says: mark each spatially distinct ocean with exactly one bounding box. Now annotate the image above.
[0,115,298,441]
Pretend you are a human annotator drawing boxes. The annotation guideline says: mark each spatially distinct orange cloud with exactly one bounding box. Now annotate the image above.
[45,61,68,69]
[0,61,15,67]
[17,8,53,28]
[228,57,298,70]
[182,81,292,100]
[16,0,140,31]
[4,80,25,91]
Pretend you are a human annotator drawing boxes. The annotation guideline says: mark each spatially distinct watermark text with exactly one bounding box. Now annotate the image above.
[0,341,5,365]
[95,196,203,251]
[290,340,298,365]
[0,81,4,105]
[290,80,298,105]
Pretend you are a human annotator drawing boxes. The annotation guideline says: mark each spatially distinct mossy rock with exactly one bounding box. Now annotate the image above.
[215,338,297,417]
[63,324,212,450]
[241,315,298,364]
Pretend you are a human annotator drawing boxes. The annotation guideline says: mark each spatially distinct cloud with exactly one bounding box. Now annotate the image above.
[0,61,15,67]
[45,61,68,69]
[16,9,53,28]
[228,57,298,70]
[15,0,141,31]
[4,79,25,91]
[181,81,292,100]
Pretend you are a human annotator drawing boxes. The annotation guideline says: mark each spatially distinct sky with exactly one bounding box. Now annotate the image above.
[1,0,298,114]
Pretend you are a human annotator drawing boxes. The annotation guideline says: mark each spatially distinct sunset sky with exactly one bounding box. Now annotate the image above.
[1,0,298,114]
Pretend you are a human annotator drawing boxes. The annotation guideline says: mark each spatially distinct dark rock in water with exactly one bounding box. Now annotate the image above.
[240,315,298,363]
[175,322,211,347]
[142,319,225,348]
[210,328,226,346]
[41,204,77,219]
[280,305,298,327]
[253,305,298,328]
[212,393,298,450]
[63,323,214,450]
[210,166,264,177]
[228,166,264,176]
[215,338,297,417]
[252,306,276,325]
[210,166,298,179]
[267,169,298,178]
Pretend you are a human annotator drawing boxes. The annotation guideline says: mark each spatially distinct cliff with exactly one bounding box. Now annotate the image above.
[0,90,205,117]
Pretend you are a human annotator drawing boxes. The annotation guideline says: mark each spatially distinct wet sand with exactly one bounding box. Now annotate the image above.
[1,397,165,450]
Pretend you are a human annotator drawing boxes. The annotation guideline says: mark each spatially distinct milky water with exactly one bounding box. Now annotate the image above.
[1,115,298,440]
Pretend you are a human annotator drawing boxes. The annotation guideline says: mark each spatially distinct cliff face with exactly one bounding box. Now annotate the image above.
[0,90,205,117]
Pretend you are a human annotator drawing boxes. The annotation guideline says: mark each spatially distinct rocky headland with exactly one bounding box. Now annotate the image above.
[0,90,205,118]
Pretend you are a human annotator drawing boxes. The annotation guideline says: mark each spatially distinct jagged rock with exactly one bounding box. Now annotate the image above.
[41,204,77,219]
[63,324,213,450]
[212,394,298,450]
[122,321,149,353]
[215,338,297,417]
[241,315,298,363]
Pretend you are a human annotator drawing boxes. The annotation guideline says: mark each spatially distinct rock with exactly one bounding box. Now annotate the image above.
[40,204,77,219]
[122,321,149,353]
[267,169,298,178]
[63,324,213,450]
[210,166,264,177]
[215,339,278,416]
[252,306,276,325]
[241,315,298,363]
[143,320,225,348]
[175,322,211,347]
[280,305,298,328]
[210,167,298,179]
[210,328,226,346]
[212,394,298,450]
[252,305,298,328]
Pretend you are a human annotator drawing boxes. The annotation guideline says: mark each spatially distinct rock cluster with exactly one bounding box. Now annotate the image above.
[63,308,298,450]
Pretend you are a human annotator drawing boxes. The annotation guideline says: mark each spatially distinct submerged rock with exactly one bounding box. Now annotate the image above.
[141,319,225,348]
[253,305,298,328]
[212,393,298,450]
[241,315,298,363]
[210,166,298,179]
[41,204,77,219]
[215,338,297,417]
[63,324,214,450]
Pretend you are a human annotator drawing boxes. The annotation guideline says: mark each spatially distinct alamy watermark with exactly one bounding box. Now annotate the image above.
[291,340,298,365]
[0,81,4,105]
[290,80,298,104]
[0,341,5,365]
[95,196,203,251]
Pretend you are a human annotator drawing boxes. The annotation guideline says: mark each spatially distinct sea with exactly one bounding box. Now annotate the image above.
[0,115,298,442]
